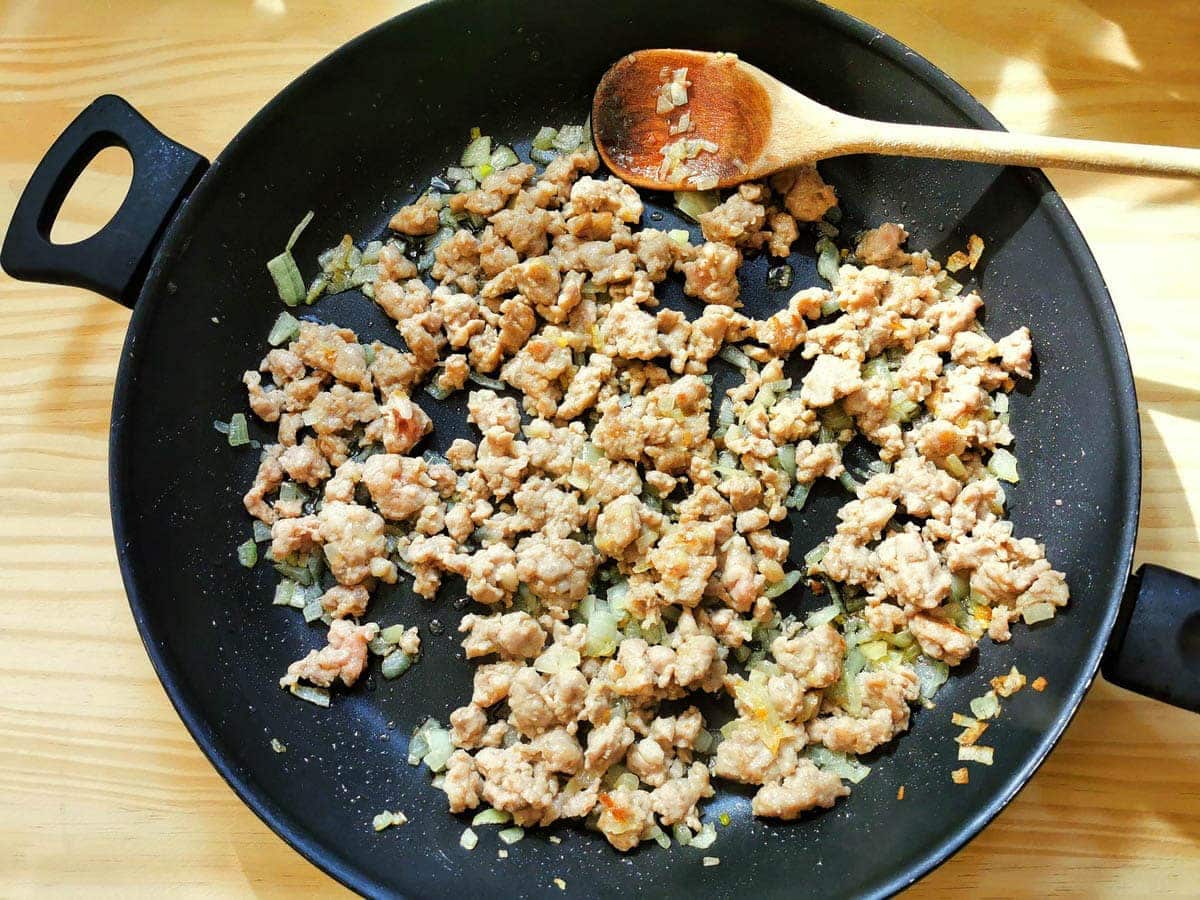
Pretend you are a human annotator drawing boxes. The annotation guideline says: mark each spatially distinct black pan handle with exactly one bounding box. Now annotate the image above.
[1102,564,1200,712]
[1,95,208,309]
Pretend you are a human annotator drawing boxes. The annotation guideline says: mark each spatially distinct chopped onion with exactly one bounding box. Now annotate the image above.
[1021,601,1056,625]
[690,822,717,849]
[461,135,492,167]
[236,539,258,568]
[267,311,301,346]
[673,190,719,222]
[531,126,558,151]
[267,250,306,306]
[288,684,330,707]
[969,690,1001,720]
[673,824,693,847]
[489,144,519,171]
[424,381,453,400]
[808,746,871,783]
[227,413,250,447]
[584,606,620,657]
[764,570,801,599]
[253,520,273,543]
[816,237,841,285]
[472,808,512,827]
[534,645,581,674]
[958,744,994,765]
[422,725,454,772]
[987,447,1020,483]
[805,604,840,629]
[914,654,950,700]
[285,210,314,251]
[468,371,507,391]
[785,481,812,511]
[381,650,413,679]
[460,828,479,851]
[776,444,797,479]
[553,124,584,154]
[272,580,296,606]
[717,346,755,371]
[498,826,526,845]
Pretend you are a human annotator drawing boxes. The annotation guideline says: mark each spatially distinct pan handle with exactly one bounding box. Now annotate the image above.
[1102,564,1200,712]
[0,95,208,309]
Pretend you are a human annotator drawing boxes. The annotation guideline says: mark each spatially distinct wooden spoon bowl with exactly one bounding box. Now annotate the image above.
[593,48,1200,191]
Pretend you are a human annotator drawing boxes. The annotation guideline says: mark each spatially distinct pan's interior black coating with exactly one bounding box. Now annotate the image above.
[110,0,1138,896]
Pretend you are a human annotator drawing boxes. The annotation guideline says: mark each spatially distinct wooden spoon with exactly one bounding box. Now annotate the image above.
[592,48,1200,190]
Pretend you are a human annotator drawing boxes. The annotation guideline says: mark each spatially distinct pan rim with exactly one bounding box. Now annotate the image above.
[107,0,1141,896]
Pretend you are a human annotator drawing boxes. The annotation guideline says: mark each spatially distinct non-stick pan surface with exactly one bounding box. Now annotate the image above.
[37,0,1145,896]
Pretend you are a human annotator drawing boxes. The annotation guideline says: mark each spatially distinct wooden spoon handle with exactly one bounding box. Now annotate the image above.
[841,117,1200,177]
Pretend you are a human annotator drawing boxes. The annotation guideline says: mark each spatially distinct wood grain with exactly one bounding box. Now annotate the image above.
[1,1,1197,896]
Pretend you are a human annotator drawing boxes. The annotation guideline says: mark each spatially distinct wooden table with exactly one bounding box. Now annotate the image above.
[2,1,1197,895]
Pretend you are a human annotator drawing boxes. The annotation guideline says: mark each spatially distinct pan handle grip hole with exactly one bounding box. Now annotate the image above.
[48,144,134,246]
[1,95,208,309]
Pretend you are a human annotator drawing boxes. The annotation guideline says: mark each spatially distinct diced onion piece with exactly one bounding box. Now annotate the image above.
[690,822,717,849]
[472,808,511,827]
[942,453,968,479]
[288,684,330,707]
[648,825,671,849]
[914,655,950,700]
[969,690,1001,720]
[615,772,639,792]
[805,604,840,629]
[236,539,258,568]
[489,145,519,171]
[776,444,797,479]
[497,826,525,845]
[272,580,296,606]
[958,744,994,765]
[1021,602,1056,625]
[461,135,492,167]
[468,371,507,391]
[703,857,720,867]
[267,250,306,306]
[717,346,754,371]
[584,606,620,658]
[253,520,273,542]
[668,228,691,246]
[764,570,801,599]
[987,447,1020,483]
[227,413,250,447]
[858,640,888,662]
[808,746,871,783]
[553,124,584,154]
[424,382,453,400]
[460,828,478,851]
[381,650,413,679]
[785,481,812,510]
[407,731,429,766]
[422,723,454,772]
[673,189,719,222]
[267,311,301,346]
[804,543,829,568]
[379,624,410,644]
[532,126,558,151]
[284,211,314,253]
[816,237,840,285]
[951,767,969,784]
[673,824,693,847]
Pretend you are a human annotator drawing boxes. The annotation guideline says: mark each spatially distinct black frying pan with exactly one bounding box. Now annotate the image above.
[4,1,1198,896]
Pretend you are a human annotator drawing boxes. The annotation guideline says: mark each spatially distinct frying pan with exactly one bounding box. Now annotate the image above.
[4,0,1198,896]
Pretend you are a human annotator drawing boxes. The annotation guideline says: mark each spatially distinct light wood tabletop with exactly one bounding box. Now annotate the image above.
[1,1,1197,896]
